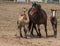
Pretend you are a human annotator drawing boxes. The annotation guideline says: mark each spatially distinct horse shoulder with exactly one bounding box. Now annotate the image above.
[23,14,29,24]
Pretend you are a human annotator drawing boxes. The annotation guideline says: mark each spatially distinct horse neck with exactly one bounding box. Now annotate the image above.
[37,9,42,16]
[23,13,29,23]
[23,13,28,20]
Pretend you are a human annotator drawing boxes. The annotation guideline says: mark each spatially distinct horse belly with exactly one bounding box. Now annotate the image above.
[39,19,45,24]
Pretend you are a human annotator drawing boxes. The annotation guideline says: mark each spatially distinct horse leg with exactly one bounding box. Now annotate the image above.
[31,26,34,35]
[38,26,42,37]
[24,25,28,38]
[55,24,57,38]
[18,26,23,37]
[34,25,39,36]
[30,23,34,36]
[19,26,23,37]
[36,24,41,38]
[31,24,38,36]
[16,25,21,38]
[28,20,34,35]
[31,24,40,36]
[28,20,32,31]
[18,25,23,37]
[44,24,48,38]
[53,24,57,38]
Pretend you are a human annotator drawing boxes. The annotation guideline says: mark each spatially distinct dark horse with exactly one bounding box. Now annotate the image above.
[50,9,57,38]
[28,3,48,38]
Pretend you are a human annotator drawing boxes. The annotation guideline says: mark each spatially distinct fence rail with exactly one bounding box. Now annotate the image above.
[0,0,60,4]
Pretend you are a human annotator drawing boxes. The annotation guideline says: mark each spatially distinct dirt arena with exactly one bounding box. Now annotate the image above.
[0,3,60,46]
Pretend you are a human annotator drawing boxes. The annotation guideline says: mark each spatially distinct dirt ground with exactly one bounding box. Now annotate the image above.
[0,3,60,46]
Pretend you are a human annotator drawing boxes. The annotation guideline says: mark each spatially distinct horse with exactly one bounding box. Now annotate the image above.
[28,2,48,38]
[17,8,29,38]
[50,9,57,38]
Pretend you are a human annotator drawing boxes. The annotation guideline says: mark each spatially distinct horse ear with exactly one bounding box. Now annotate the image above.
[32,2,35,4]
[51,9,53,11]
[51,9,54,11]
[54,9,57,11]
[51,9,57,11]
[32,2,33,4]
[32,2,36,5]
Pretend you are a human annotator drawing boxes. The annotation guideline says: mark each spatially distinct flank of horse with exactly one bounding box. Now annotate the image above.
[17,8,29,38]
[28,3,48,38]
[50,9,57,38]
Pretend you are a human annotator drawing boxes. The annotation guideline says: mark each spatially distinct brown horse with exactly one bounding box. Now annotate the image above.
[50,9,57,38]
[28,3,48,38]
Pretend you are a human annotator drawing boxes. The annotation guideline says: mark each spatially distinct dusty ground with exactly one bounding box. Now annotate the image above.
[0,2,60,46]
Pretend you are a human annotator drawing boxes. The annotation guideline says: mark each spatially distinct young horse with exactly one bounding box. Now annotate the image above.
[28,3,48,38]
[17,8,29,38]
[50,9,57,38]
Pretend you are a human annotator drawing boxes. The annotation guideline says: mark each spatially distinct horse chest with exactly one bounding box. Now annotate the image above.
[51,17,57,25]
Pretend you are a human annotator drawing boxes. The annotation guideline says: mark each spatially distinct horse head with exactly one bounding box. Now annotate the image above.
[31,2,41,13]
[30,2,41,15]
[51,9,57,17]
[32,3,41,9]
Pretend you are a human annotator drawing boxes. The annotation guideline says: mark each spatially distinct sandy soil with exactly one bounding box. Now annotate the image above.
[0,3,60,46]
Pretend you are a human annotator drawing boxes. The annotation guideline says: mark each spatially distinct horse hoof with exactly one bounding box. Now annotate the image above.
[31,33,34,36]
[20,34,23,37]
[54,35,57,38]
[38,36,41,38]
[38,34,42,38]
[15,34,20,38]
[55,37,57,38]
[16,35,21,38]
[24,36,27,39]
[20,35,23,38]
[39,34,42,37]
[16,36,19,38]
[46,35,48,38]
